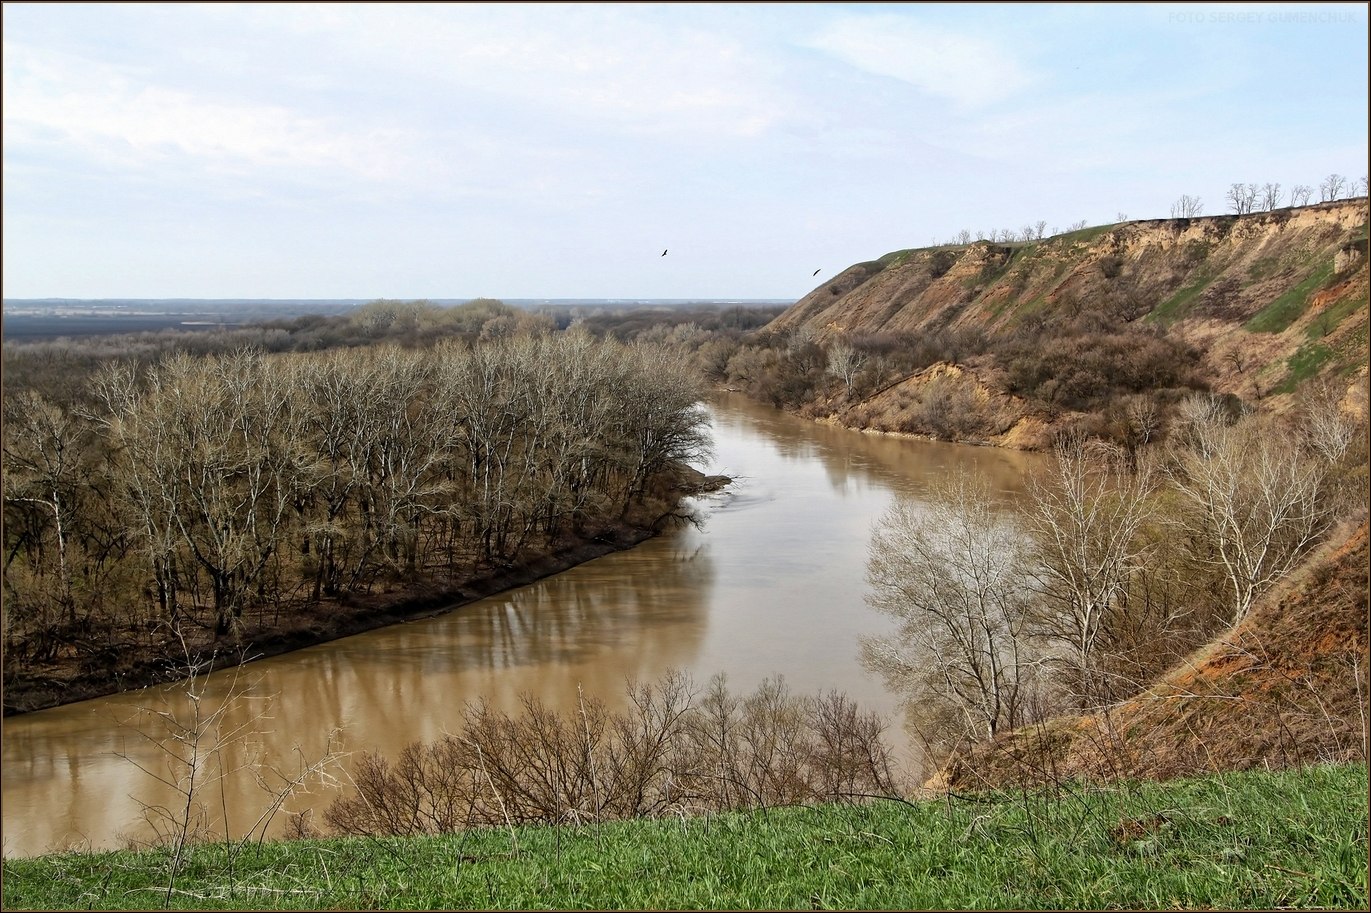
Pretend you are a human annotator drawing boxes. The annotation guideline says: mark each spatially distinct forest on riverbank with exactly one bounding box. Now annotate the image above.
[2,318,714,713]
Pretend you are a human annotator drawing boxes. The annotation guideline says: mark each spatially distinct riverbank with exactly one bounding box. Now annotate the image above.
[720,381,1057,452]
[1,471,731,717]
[3,762,1363,908]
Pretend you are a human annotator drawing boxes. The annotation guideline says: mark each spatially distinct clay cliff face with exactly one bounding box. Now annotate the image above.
[772,200,1368,404]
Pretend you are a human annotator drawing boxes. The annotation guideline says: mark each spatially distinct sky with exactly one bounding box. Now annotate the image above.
[3,2,1367,301]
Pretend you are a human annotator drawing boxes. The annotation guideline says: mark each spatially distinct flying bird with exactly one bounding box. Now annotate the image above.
[661,249,668,257]
[812,268,822,276]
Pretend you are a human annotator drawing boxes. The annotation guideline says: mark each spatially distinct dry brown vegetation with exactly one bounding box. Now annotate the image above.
[694,298,1214,450]
[932,516,1369,791]
[860,381,1368,784]
[3,328,713,713]
[720,200,1368,450]
[324,672,899,837]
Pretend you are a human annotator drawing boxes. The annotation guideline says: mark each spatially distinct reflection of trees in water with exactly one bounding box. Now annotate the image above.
[265,540,717,752]
[461,539,716,671]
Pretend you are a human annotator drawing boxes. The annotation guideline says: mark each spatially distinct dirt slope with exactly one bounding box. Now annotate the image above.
[774,200,1368,406]
[931,519,1370,791]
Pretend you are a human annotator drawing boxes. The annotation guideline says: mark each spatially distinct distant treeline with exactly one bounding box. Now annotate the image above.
[1,298,785,403]
[2,328,709,679]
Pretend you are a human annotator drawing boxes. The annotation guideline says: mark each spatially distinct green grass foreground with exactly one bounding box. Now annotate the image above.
[3,763,1366,910]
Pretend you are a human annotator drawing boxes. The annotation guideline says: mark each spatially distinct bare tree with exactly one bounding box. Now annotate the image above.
[1260,182,1282,211]
[94,360,191,629]
[1123,394,1162,448]
[1225,184,1243,214]
[1034,220,1047,240]
[1170,391,1236,458]
[1165,402,1337,625]
[826,339,867,399]
[1025,431,1156,707]
[1297,379,1359,465]
[1227,182,1258,214]
[1320,173,1347,202]
[615,342,712,512]
[2,391,87,640]
[1171,195,1204,218]
[862,470,1037,743]
[1289,184,1314,207]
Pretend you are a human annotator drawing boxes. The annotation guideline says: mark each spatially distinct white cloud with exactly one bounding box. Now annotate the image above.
[2,3,1364,299]
[238,4,795,139]
[2,41,424,183]
[805,14,1034,109]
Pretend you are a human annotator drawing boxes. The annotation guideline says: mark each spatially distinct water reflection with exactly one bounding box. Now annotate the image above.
[1,393,1040,857]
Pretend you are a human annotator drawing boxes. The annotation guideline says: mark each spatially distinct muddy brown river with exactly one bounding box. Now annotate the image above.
[0,394,1038,857]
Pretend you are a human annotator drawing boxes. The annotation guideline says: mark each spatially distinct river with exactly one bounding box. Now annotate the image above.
[0,393,1038,858]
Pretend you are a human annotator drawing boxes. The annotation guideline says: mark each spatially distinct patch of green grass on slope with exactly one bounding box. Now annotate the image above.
[1274,343,1336,393]
[1056,224,1113,246]
[1149,271,1215,324]
[1246,259,1336,333]
[3,763,1365,911]
[1245,255,1283,285]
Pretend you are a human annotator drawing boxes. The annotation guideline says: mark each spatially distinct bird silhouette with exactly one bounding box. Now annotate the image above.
[661,249,668,257]
[812,268,821,276]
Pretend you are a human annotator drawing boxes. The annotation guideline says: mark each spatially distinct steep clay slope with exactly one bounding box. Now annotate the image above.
[775,201,1368,406]
[931,519,1370,791]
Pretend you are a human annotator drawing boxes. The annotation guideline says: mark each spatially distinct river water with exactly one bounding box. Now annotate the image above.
[0,394,1038,858]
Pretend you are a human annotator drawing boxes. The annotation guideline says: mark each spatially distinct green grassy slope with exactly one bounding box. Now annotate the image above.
[3,764,1365,911]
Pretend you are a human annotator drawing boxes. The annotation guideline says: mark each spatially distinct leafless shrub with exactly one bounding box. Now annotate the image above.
[324,672,898,837]
[115,634,343,903]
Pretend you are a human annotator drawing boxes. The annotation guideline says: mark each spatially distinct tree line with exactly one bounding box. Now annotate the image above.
[2,330,710,676]
[1173,172,1368,218]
